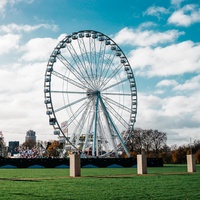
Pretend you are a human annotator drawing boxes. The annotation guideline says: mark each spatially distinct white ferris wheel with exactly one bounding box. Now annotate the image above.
[44,30,137,158]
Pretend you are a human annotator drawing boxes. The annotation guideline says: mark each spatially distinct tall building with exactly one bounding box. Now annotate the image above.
[8,141,19,156]
[25,130,36,143]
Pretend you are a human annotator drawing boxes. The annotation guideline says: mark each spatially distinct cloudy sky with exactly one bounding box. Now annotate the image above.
[0,0,200,146]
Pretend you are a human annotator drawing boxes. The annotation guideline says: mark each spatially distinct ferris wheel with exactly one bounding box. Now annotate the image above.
[44,30,137,158]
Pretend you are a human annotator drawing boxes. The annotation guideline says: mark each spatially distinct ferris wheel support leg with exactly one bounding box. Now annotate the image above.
[99,95,130,158]
[93,94,100,157]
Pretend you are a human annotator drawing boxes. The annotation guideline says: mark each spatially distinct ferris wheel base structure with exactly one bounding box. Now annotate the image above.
[44,30,138,158]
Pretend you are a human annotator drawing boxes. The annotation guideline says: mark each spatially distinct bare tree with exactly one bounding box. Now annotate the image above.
[151,130,167,156]
[124,128,167,157]
[124,128,143,154]
[141,129,153,155]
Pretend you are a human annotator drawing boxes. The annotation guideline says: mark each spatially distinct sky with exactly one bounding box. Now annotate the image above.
[0,0,200,147]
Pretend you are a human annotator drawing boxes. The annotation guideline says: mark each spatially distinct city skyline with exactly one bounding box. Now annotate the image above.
[0,0,200,146]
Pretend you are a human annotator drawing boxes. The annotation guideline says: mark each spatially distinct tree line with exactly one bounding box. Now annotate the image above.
[122,128,200,164]
[14,128,200,164]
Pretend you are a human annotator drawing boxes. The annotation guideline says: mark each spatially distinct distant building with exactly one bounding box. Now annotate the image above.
[25,130,36,143]
[8,141,19,156]
[0,131,5,157]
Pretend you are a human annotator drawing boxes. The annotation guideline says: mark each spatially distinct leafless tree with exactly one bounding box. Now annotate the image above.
[124,128,167,157]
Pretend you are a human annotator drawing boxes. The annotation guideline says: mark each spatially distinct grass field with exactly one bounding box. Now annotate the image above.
[0,165,199,200]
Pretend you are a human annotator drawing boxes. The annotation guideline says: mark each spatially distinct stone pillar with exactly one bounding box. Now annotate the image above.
[137,154,147,174]
[187,154,196,172]
[70,154,81,177]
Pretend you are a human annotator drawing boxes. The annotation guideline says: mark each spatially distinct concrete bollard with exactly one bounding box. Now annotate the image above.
[137,154,147,174]
[187,154,196,172]
[70,154,81,177]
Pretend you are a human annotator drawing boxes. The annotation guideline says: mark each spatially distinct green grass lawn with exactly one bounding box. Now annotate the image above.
[0,165,199,200]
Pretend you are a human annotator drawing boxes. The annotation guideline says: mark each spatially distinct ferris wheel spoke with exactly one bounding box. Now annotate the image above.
[77,38,96,87]
[52,70,87,90]
[100,63,124,90]
[67,43,88,75]
[101,78,128,92]
[81,109,96,155]
[98,117,110,153]
[104,101,129,129]
[74,104,92,146]
[98,52,116,86]
[77,37,91,67]
[96,42,108,88]
[76,38,90,71]
[102,92,131,96]
[68,100,94,145]
[100,107,118,157]
[80,36,95,85]
[97,39,106,74]
[68,42,96,89]
[70,116,87,145]
[57,54,95,89]
[51,90,87,94]
[92,38,98,81]
[57,54,85,84]
[101,48,115,74]
[54,96,88,113]
[102,95,131,113]
[88,37,96,83]
[67,99,92,127]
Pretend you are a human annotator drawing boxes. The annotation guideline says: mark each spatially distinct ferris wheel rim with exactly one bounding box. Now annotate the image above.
[44,30,137,157]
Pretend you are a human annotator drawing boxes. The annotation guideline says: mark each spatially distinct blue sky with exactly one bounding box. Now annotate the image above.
[0,0,200,146]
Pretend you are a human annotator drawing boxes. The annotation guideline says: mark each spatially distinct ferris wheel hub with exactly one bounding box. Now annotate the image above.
[86,89,100,98]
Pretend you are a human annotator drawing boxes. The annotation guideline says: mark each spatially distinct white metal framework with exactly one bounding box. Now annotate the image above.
[44,30,137,158]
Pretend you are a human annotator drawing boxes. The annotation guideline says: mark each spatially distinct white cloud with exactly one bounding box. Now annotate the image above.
[168,4,200,27]
[154,90,164,95]
[0,33,20,55]
[0,23,58,56]
[0,0,8,17]
[0,23,58,33]
[0,63,42,95]
[164,94,200,121]
[113,27,184,47]
[145,6,169,18]
[0,34,68,144]
[171,0,184,7]
[0,61,56,144]
[138,22,157,29]
[20,37,59,62]
[162,95,193,116]
[168,127,200,145]
[136,91,200,145]
[0,0,7,9]
[136,93,163,128]
[0,0,34,18]
[156,79,178,87]
[129,40,200,77]
[173,75,200,91]
[138,93,162,110]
